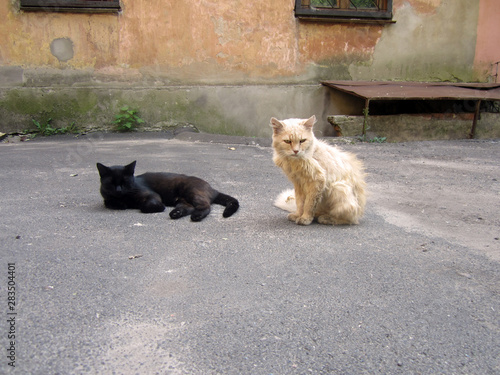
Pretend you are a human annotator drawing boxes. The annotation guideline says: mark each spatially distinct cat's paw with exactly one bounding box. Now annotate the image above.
[287,213,300,222]
[317,215,336,225]
[190,213,205,222]
[169,208,184,219]
[296,216,313,226]
[191,209,210,222]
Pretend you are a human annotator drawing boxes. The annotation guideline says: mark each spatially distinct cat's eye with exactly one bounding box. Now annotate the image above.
[299,139,307,143]
[284,140,292,144]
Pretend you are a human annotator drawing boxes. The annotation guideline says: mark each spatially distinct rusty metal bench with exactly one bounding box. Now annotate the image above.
[322,80,500,139]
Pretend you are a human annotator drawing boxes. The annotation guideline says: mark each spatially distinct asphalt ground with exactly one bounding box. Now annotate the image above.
[0,132,499,374]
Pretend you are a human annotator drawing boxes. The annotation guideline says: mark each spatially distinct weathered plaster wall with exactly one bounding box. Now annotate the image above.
[1,5,120,68]
[0,0,497,137]
[117,1,300,82]
[474,0,500,81]
[1,0,489,83]
[1,0,302,83]
[351,0,480,81]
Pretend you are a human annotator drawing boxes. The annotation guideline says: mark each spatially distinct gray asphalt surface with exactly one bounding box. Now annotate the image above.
[1,132,499,374]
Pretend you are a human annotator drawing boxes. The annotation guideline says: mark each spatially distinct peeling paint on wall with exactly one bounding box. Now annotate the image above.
[0,0,493,82]
[351,1,480,81]
[474,0,500,81]
[50,38,74,62]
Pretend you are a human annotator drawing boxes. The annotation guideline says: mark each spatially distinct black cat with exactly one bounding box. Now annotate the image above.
[96,161,239,221]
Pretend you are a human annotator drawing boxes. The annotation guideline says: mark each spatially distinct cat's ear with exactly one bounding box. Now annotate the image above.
[96,163,109,178]
[270,118,284,135]
[302,115,317,130]
[124,161,137,175]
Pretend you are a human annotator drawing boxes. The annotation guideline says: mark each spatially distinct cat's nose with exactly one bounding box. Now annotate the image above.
[293,150,299,154]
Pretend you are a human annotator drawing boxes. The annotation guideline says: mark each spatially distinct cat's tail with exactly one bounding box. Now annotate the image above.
[213,192,240,218]
[274,189,296,212]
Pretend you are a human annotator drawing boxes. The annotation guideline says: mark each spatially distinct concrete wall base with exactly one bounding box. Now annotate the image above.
[0,76,338,138]
[328,113,500,142]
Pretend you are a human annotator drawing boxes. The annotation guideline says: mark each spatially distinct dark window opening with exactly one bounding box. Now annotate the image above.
[20,0,121,13]
[295,0,393,22]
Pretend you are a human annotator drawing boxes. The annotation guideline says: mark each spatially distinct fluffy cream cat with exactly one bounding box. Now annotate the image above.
[270,115,366,226]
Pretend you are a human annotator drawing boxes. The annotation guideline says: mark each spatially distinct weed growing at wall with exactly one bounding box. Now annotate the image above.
[32,118,80,137]
[113,106,144,132]
[367,136,387,143]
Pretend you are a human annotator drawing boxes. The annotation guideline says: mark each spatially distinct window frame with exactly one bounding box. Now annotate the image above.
[295,0,393,22]
[20,0,121,13]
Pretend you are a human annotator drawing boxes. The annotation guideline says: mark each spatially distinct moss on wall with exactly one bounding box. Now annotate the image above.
[0,88,104,132]
[0,84,334,137]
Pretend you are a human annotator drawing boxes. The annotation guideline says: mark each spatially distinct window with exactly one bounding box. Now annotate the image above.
[295,0,393,22]
[20,0,121,13]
